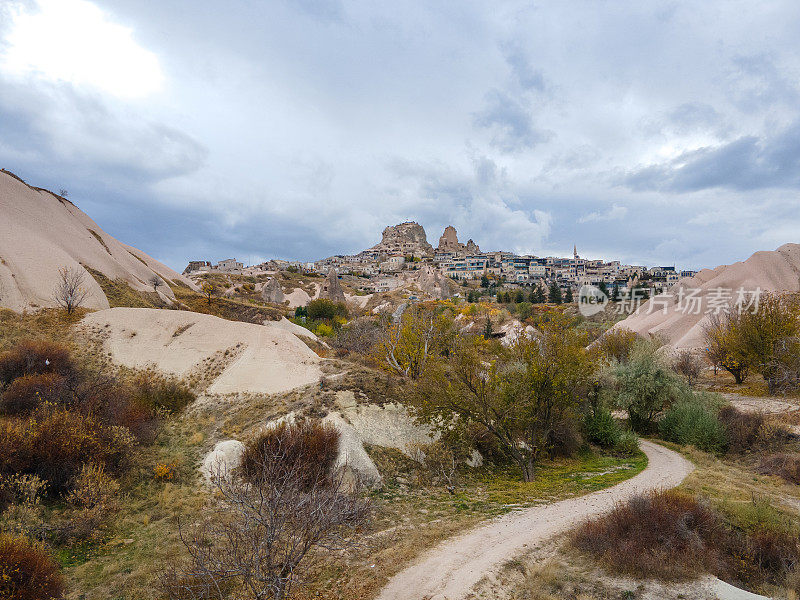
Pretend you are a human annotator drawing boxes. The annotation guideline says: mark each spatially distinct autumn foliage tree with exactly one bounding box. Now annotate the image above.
[377,304,453,380]
[411,312,594,481]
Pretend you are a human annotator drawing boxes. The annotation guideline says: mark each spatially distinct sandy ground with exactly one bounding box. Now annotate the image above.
[376,441,693,600]
[82,308,321,395]
[0,170,194,312]
[722,392,800,415]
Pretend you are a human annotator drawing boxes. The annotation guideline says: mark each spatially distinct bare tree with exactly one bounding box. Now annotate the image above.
[672,350,703,386]
[53,267,89,314]
[159,433,370,600]
[58,189,69,198]
[148,274,164,293]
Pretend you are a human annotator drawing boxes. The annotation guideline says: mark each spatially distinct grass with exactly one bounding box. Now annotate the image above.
[84,267,159,308]
[171,284,285,324]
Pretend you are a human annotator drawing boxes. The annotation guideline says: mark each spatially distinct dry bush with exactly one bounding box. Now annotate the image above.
[63,463,120,542]
[0,339,74,385]
[0,474,48,539]
[673,350,704,385]
[571,489,727,580]
[330,317,383,355]
[0,533,64,600]
[131,370,195,414]
[160,427,369,600]
[758,453,800,485]
[0,406,134,495]
[0,372,66,415]
[596,327,638,363]
[718,406,789,454]
[240,421,340,491]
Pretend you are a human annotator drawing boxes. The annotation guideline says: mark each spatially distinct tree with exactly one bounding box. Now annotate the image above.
[377,305,453,380]
[615,342,686,433]
[548,281,562,304]
[307,298,348,321]
[611,283,620,302]
[412,314,593,481]
[703,311,749,384]
[201,282,218,305]
[58,188,69,198]
[673,350,703,386]
[514,290,524,303]
[148,275,163,293]
[483,318,493,339]
[480,275,490,288]
[160,424,369,600]
[736,293,800,393]
[598,282,609,298]
[597,328,638,363]
[531,284,546,304]
[564,287,574,303]
[53,267,89,314]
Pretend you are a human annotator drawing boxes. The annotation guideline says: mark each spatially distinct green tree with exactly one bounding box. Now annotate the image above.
[307,299,348,321]
[611,283,620,302]
[514,290,525,303]
[598,282,609,298]
[564,287,574,303]
[480,275,490,288]
[412,314,593,481]
[548,282,563,304]
[531,284,546,304]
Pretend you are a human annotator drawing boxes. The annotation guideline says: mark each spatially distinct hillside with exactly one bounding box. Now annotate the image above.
[0,169,195,312]
[615,243,800,348]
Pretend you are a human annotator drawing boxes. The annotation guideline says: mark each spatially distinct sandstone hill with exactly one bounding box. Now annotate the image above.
[614,243,800,349]
[0,169,195,312]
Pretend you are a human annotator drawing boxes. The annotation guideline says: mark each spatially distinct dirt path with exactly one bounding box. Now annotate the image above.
[376,441,693,600]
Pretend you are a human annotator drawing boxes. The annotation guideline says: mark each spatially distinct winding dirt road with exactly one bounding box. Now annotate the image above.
[376,440,694,600]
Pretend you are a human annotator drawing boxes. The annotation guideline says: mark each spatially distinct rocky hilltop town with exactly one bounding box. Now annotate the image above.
[184,221,697,297]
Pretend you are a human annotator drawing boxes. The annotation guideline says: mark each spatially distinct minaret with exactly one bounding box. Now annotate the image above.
[573,244,578,260]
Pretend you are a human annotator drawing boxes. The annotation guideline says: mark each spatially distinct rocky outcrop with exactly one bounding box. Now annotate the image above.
[320,269,347,304]
[369,222,433,258]
[436,225,480,254]
[0,169,196,312]
[261,277,285,304]
[417,265,455,299]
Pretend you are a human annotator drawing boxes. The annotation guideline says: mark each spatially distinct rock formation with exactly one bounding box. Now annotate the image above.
[435,225,480,254]
[417,265,456,299]
[320,269,347,304]
[369,221,433,258]
[261,277,285,304]
[0,169,195,311]
[613,243,800,349]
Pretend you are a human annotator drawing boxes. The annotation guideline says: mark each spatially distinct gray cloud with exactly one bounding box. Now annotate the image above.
[473,89,551,153]
[624,120,800,192]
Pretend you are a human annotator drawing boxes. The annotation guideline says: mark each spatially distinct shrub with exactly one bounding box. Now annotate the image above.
[330,317,383,355]
[63,463,120,542]
[306,299,348,322]
[240,421,340,490]
[571,489,726,580]
[0,406,134,495]
[0,373,66,415]
[718,406,789,454]
[0,534,64,600]
[615,345,688,433]
[0,339,74,385]
[673,350,704,385]
[659,398,726,453]
[131,371,195,413]
[315,323,334,337]
[584,406,621,448]
[758,453,800,485]
[153,462,179,482]
[614,430,639,457]
[597,328,638,363]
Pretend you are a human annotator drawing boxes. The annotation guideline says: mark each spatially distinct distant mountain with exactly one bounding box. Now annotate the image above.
[614,243,800,349]
[0,169,195,312]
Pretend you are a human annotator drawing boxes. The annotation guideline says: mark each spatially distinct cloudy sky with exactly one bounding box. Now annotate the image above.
[1,0,799,272]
